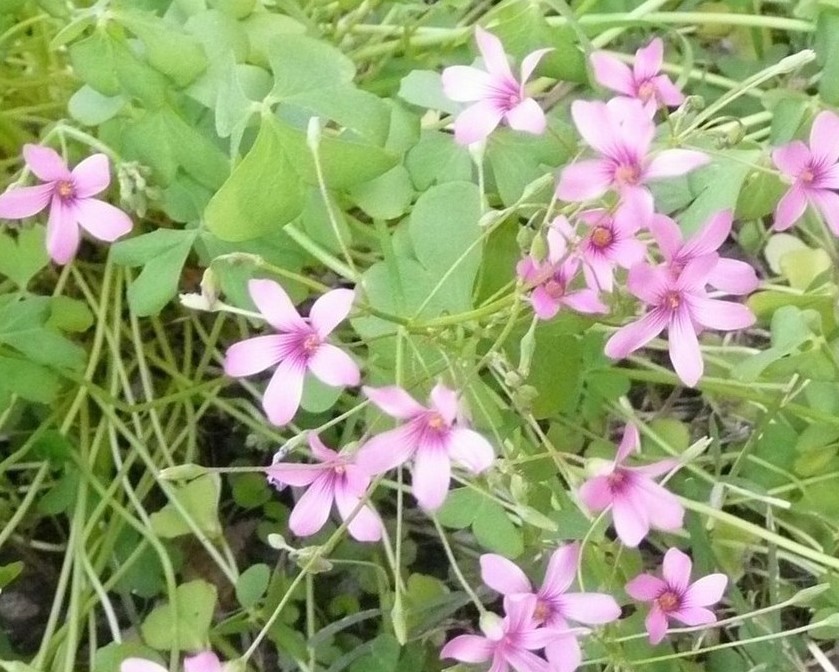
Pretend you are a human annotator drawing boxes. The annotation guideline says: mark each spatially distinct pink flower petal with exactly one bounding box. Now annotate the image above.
[558,592,621,624]
[505,98,546,135]
[224,334,286,377]
[23,144,69,182]
[590,51,635,95]
[517,256,539,283]
[614,190,653,235]
[555,159,614,202]
[505,648,551,672]
[681,210,731,258]
[652,74,685,107]
[634,38,663,82]
[676,255,716,291]
[334,480,383,542]
[609,238,646,269]
[645,604,669,644]
[440,634,494,663]
[475,26,514,82]
[454,101,505,145]
[308,343,360,387]
[612,494,650,547]
[412,446,451,510]
[649,214,682,261]
[248,279,307,332]
[626,262,670,304]
[309,288,355,338]
[628,458,678,478]
[308,433,338,462]
[267,463,323,488]
[683,573,727,607]
[578,475,613,512]
[646,149,709,180]
[632,478,685,532]
[355,424,418,475]
[262,359,305,426]
[430,383,458,423]
[480,554,533,595]
[670,606,717,627]
[810,110,839,165]
[46,196,80,265]
[184,652,222,672]
[441,65,494,102]
[504,594,539,632]
[0,183,54,219]
[545,636,582,672]
[688,297,754,331]
[582,256,615,293]
[662,548,692,593]
[607,97,654,158]
[530,286,561,320]
[773,186,807,231]
[668,307,703,387]
[615,423,640,464]
[809,188,839,236]
[447,427,494,473]
[120,660,168,672]
[771,140,811,177]
[74,198,133,242]
[604,309,668,361]
[708,258,759,295]
[625,573,666,601]
[540,544,578,598]
[563,289,607,314]
[520,48,553,84]
[571,100,616,155]
[71,153,110,198]
[289,472,335,537]
[363,385,425,419]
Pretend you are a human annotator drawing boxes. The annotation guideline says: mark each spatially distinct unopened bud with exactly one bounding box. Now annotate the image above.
[479,611,503,638]
[516,226,535,252]
[307,116,322,151]
[391,597,408,645]
[792,583,829,605]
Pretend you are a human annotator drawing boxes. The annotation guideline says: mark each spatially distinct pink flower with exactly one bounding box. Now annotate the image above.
[442,27,551,145]
[578,424,684,547]
[771,110,839,233]
[649,210,759,295]
[604,258,755,386]
[355,383,494,511]
[480,543,621,672]
[440,595,557,672]
[0,144,132,264]
[517,226,607,320]
[224,280,360,426]
[268,434,383,542]
[626,547,727,645]
[590,39,685,113]
[554,193,651,293]
[121,651,222,672]
[555,98,709,203]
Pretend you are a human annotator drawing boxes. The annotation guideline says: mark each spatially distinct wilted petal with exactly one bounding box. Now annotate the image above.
[683,574,728,607]
[505,98,546,135]
[809,188,839,236]
[0,183,54,219]
[355,425,418,475]
[590,51,635,95]
[184,652,222,672]
[634,38,663,81]
[412,446,452,510]
[308,343,360,387]
[120,660,168,672]
[555,159,614,202]
[480,554,532,595]
[688,296,754,331]
[440,634,494,663]
[645,604,669,644]
[771,140,811,177]
[46,197,80,265]
[604,310,668,360]
[670,606,717,627]
[262,359,305,426]
[334,481,383,542]
[646,149,709,179]
[773,186,807,231]
[441,65,494,102]
[578,475,613,512]
[23,144,69,181]
[545,636,582,672]
[454,101,504,145]
[662,548,692,593]
[530,286,561,320]
[447,427,494,473]
[309,288,355,338]
[248,279,306,332]
[74,198,133,242]
[364,385,425,419]
[475,26,515,82]
[708,258,759,295]
[668,308,703,387]
[810,110,839,165]
[71,153,110,198]
[289,473,335,537]
[612,494,650,547]
[224,334,285,377]
[430,383,458,423]
[559,592,621,624]
[625,573,666,601]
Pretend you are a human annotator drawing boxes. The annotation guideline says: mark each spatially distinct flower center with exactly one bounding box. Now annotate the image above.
[533,599,551,624]
[56,180,75,200]
[614,163,640,186]
[663,290,681,310]
[333,463,346,475]
[656,590,680,612]
[543,278,566,298]
[302,333,321,354]
[590,226,614,248]
[426,412,446,431]
[800,168,815,184]
[607,469,627,491]
[637,80,655,103]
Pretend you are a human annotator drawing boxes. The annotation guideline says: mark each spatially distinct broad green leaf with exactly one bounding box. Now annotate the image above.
[0,297,85,369]
[111,38,169,108]
[241,11,305,67]
[472,499,523,558]
[47,296,94,333]
[209,0,255,19]
[436,487,483,529]
[679,152,757,234]
[349,166,415,220]
[93,643,163,672]
[69,31,121,96]
[267,34,355,99]
[0,356,59,403]
[149,473,223,539]
[347,634,401,672]
[204,114,306,241]
[816,10,839,105]
[68,85,126,126]
[780,247,832,290]
[288,86,391,145]
[735,169,786,221]
[185,9,249,63]
[141,580,217,650]
[236,563,271,608]
[405,131,472,190]
[0,226,48,288]
[0,561,23,589]
[398,70,460,115]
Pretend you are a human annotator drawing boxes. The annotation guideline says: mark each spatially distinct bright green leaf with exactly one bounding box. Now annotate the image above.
[236,563,271,608]
[141,580,218,650]
[149,473,223,539]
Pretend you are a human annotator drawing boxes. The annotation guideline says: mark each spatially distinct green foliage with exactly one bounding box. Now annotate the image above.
[141,580,218,650]
[150,474,223,539]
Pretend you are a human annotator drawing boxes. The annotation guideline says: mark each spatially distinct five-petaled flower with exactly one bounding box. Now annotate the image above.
[355,383,494,511]
[556,98,709,203]
[480,543,620,672]
[121,651,222,672]
[771,110,839,234]
[626,547,727,644]
[590,38,685,114]
[267,434,383,542]
[578,424,684,547]
[604,257,755,387]
[0,144,132,264]
[442,26,551,145]
[224,279,360,426]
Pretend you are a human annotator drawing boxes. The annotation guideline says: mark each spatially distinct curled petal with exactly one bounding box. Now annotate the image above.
[71,153,110,198]
[263,359,305,426]
[448,427,494,473]
[440,634,494,663]
[289,473,335,537]
[248,279,306,332]
[364,385,425,419]
[615,423,640,464]
[520,48,553,83]
[308,433,338,462]
[412,446,451,510]
[708,258,759,295]
[625,573,666,601]
[683,573,728,608]
[662,548,693,593]
[309,288,355,338]
[480,554,532,596]
[74,198,133,242]
[267,463,323,488]
[46,196,80,265]
[633,478,685,533]
[541,544,579,599]
[0,183,54,219]
[652,74,685,107]
[23,144,69,182]
[308,343,360,387]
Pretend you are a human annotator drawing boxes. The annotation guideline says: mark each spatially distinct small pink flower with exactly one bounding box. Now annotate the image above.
[626,547,727,645]
[224,280,360,426]
[771,110,839,233]
[555,192,651,293]
[590,39,685,113]
[649,210,759,295]
[442,26,551,145]
[0,144,132,264]
[604,258,755,386]
[355,383,494,511]
[480,543,621,672]
[556,98,709,203]
[440,595,556,672]
[121,651,222,672]
[268,434,383,542]
[578,424,684,547]
[517,225,607,320]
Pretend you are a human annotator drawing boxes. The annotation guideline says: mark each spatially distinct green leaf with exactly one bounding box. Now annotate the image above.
[780,247,832,290]
[0,561,23,589]
[348,166,414,220]
[149,473,223,539]
[93,642,163,672]
[68,85,126,126]
[473,499,523,558]
[406,132,472,190]
[816,9,839,105]
[267,34,355,99]
[0,226,48,288]
[204,114,306,241]
[69,31,120,96]
[236,563,271,608]
[735,170,786,221]
[241,11,305,67]
[679,152,757,234]
[0,297,85,369]
[398,70,460,115]
[436,488,483,529]
[0,356,59,403]
[47,296,94,333]
[111,37,169,108]
[141,580,218,650]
